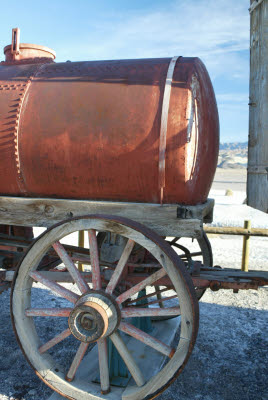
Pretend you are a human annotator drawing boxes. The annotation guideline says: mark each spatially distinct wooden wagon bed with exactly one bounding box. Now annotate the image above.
[0,196,214,237]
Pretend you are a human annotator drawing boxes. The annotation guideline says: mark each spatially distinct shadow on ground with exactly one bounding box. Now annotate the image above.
[0,288,267,400]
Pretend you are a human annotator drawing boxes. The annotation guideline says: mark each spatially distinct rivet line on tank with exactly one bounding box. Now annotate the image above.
[0,83,27,91]
[10,79,32,192]
[9,63,46,194]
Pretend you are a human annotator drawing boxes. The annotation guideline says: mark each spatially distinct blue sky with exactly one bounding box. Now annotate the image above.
[0,0,250,142]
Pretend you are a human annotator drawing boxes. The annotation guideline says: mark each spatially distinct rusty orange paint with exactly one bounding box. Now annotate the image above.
[0,34,219,205]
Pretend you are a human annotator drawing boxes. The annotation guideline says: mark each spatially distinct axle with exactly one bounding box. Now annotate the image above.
[0,234,267,293]
[1,264,267,293]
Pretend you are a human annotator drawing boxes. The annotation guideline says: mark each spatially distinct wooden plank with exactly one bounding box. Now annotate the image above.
[249,0,265,13]
[247,0,268,212]
[0,196,202,238]
[204,226,268,237]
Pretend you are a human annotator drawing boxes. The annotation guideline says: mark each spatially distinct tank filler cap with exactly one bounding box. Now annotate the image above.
[2,28,56,65]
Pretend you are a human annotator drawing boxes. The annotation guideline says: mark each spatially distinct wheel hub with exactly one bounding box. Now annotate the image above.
[68,291,120,343]
[80,313,95,331]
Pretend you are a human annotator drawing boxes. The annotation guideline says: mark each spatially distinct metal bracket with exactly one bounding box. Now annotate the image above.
[177,198,214,223]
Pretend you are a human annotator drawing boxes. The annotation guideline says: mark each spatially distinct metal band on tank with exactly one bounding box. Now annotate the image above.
[158,56,181,204]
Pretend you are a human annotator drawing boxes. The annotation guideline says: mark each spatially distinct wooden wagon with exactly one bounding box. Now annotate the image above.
[0,196,267,400]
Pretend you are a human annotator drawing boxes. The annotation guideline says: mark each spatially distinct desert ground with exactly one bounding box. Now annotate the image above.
[0,167,267,400]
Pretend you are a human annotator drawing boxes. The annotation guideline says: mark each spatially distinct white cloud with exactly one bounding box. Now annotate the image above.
[216,93,249,103]
[60,0,249,81]
[56,0,250,142]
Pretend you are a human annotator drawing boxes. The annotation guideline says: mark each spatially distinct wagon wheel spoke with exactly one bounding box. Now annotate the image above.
[97,338,110,394]
[39,328,72,354]
[154,284,164,308]
[134,293,179,308]
[66,342,89,382]
[119,322,175,358]
[88,229,102,290]
[25,308,72,317]
[110,331,145,387]
[116,267,167,304]
[126,287,172,305]
[30,271,79,303]
[121,307,180,318]
[53,241,89,294]
[106,239,135,294]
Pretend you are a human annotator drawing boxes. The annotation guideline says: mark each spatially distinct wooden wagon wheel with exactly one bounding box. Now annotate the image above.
[11,215,199,400]
[146,233,212,321]
[166,233,213,300]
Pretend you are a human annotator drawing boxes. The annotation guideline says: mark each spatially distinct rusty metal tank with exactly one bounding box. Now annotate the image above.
[0,28,219,205]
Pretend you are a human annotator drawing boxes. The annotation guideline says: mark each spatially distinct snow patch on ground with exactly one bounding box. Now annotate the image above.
[209,189,268,229]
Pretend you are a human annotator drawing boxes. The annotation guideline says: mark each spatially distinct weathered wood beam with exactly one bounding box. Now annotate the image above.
[247,0,268,213]
[204,226,268,237]
[0,196,203,238]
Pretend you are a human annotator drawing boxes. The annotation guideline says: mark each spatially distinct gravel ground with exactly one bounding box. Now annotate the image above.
[0,235,267,400]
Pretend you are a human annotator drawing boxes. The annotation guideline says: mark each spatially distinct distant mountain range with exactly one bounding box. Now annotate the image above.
[218,142,248,169]
[220,142,248,151]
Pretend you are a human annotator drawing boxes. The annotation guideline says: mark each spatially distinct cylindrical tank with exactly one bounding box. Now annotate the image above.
[0,29,219,205]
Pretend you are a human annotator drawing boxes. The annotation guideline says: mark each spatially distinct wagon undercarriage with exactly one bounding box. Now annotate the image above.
[0,197,267,400]
[1,236,267,294]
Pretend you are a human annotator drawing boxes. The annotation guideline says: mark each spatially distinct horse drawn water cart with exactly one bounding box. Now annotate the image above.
[0,29,267,400]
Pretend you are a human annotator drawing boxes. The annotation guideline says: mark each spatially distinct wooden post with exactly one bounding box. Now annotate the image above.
[241,220,251,271]
[247,0,268,213]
